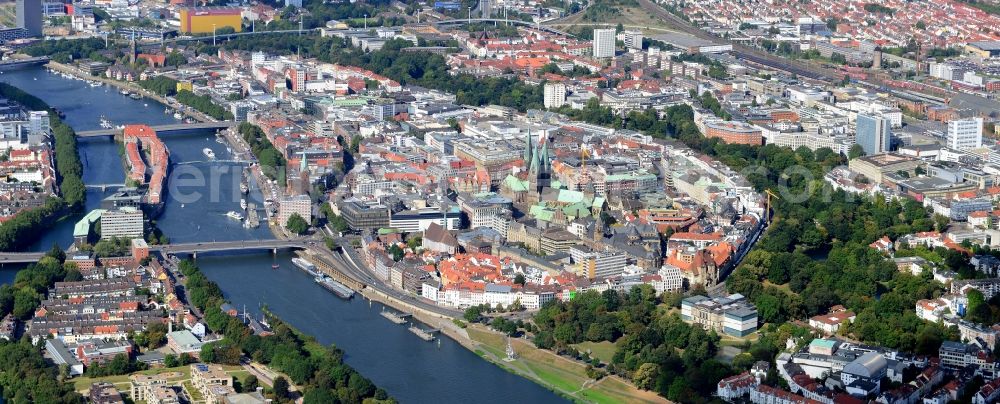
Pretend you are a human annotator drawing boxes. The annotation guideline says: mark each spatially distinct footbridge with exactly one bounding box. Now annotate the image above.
[77,121,236,138]
[172,159,252,166]
[86,183,126,191]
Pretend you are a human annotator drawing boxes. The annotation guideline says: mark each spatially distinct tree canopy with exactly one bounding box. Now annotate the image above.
[177,260,392,403]
[286,213,308,234]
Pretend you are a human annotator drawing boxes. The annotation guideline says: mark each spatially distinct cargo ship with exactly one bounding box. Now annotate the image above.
[315,275,354,299]
[292,257,319,277]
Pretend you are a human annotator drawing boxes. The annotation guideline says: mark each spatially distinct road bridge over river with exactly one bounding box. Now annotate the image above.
[77,121,236,138]
[0,238,311,264]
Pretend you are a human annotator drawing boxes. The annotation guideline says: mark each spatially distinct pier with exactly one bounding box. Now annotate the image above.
[408,326,439,341]
[245,203,260,228]
[317,276,355,299]
[302,251,365,291]
[380,310,411,324]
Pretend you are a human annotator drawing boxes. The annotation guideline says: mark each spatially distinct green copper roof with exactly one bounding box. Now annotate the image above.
[74,209,106,238]
[529,205,554,222]
[562,202,591,218]
[592,196,606,210]
[557,189,585,204]
[503,175,529,192]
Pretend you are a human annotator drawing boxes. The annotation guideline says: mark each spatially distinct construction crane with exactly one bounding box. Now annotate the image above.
[764,189,779,223]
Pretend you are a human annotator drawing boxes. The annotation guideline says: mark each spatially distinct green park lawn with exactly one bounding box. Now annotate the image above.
[466,326,666,404]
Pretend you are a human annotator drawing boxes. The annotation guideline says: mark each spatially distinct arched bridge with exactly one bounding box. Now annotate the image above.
[0,238,313,264]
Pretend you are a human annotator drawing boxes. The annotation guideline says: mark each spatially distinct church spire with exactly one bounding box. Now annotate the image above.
[529,144,540,175]
[539,138,549,174]
[523,130,533,164]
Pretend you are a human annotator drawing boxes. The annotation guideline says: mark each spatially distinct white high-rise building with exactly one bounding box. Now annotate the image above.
[251,52,266,68]
[947,117,984,151]
[279,194,312,229]
[622,30,643,50]
[855,114,890,156]
[28,111,49,135]
[569,246,626,279]
[100,207,144,240]
[592,28,616,59]
[543,82,566,109]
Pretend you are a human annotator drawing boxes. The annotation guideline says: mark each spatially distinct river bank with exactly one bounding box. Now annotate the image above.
[354,264,665,404]
[45,60,213,123]
[44,61,292,242]
[0,82,85,251]
[195,252,566,403]
[463,325,669,404]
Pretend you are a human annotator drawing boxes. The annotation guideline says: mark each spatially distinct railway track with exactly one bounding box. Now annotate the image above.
[635,0,840,81]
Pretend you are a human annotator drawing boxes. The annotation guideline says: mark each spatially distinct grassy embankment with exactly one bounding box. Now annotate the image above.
[465,326,666,404]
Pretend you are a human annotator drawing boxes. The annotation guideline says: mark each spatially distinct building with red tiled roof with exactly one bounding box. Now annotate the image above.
[751,384,823,404]
[973,376,1000,404]
[665,242,734,287]
[122,125,169,204]
[808,307,856,335]
[704,121,763,145]
[717,372,758,401]
[869,235,894,254]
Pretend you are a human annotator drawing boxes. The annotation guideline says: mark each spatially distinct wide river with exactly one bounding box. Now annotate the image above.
[0,67,565,403]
